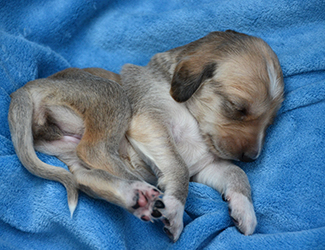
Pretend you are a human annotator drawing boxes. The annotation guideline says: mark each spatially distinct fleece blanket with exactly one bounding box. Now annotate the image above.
[0,0,324,249]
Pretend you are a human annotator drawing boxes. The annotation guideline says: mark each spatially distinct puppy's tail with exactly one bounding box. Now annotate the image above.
[8,88,79,217]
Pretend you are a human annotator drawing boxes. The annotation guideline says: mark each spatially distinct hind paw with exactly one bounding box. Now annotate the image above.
[128,182,164,222]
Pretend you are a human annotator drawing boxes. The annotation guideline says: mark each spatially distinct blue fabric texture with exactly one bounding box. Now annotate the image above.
[0,1,324,249]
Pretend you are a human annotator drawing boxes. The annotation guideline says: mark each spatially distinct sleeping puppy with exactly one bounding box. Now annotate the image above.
[8,30,284,242]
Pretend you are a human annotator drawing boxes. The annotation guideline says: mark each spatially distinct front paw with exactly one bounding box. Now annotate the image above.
[224,192,257,235]
[159,195,184,242]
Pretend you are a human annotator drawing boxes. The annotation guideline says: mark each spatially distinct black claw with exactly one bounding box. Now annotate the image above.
[163,227,174,240]
[231,217,239,226]
[151,209,162,218]
[163,218,170,226]
[222,194,227,202]
[154,200,165,209]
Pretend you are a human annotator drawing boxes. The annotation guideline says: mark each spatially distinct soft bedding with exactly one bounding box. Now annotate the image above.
[0,1,324,249]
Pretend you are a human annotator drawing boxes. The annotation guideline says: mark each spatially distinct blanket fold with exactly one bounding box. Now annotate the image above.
[0,0,324,249]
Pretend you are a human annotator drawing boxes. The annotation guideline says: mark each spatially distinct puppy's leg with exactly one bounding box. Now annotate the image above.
[192,159,257,235]
[71,164,164,221]
[70,133,165,222]
[128,115,189,242]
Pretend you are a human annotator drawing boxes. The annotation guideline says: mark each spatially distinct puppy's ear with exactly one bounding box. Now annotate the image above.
[170,58,216,102]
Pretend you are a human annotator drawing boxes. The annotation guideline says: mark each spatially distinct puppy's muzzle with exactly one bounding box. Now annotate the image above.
[218,135,262,162]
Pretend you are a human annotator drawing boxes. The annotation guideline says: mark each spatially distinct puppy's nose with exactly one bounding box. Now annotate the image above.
[240,151,259,162]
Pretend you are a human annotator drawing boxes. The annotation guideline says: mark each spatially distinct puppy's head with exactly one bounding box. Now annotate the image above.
[170,30,284,162]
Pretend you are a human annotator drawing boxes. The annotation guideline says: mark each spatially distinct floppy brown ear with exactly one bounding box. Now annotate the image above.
[170,58,216,102]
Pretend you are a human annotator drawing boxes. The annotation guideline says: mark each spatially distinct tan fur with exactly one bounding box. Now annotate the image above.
[8,30,284,242]
[83,67,121,84]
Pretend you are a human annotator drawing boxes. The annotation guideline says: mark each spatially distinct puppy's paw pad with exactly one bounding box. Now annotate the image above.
[128,182,164,221]
[131,190,148,209]
[226,192,257,235]
[140,215,151,222]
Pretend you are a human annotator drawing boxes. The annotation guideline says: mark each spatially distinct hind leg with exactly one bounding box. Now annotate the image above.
[31,84,166,221]
[71,164,164,221]
[36,135,165,221]
[74,132,167,221]
[36,131,166,222]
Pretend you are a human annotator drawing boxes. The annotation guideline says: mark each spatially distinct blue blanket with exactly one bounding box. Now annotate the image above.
[1,1,325,249]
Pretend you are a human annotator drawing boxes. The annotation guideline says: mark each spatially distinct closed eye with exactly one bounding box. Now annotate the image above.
[228,101,249,120]
[220,94,250,121]
[234,107,248,121]
[236,107,248,116]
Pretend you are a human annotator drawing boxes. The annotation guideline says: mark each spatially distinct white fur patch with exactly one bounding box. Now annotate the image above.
[227,192,257,235]
[69,199,78,218]
[161,195,184,242]
[167,102,213,176]
[267,62,282,100]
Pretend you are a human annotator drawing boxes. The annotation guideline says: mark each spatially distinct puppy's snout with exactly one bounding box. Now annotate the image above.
[239,139,261,162]
[219,133,261,162]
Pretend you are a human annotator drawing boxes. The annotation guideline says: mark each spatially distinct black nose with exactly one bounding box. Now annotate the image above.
[240,154,254,162]
[240,151,258,162]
